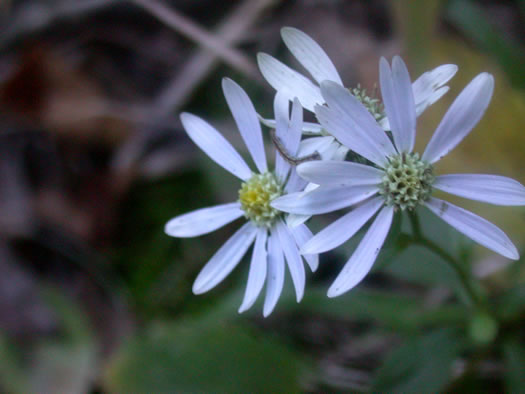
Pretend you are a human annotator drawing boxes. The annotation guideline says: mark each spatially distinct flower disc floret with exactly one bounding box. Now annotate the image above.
[239,172,283,227]
[350,85,384,121]
[379,152,434,211]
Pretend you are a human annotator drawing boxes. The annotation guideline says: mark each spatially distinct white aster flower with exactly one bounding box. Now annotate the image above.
[272,56,525,298]
[164,78,318,316]
[257,27,458,129]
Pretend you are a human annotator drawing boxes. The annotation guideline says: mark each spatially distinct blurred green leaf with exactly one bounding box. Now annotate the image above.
[270,287,466,333]
[504,339,525,393]
[105,319,304,393]
[494,284,525,322]
[29,288,97,394]
[0,334,28,394]
[446,0,525,90]
[372,329,464,393]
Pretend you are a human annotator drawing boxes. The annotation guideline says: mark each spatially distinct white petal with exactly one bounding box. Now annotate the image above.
[192,222,258,294]
[412,64,458,116]
[274,90,292,180]
[281,27,343,85]
[290,224,318,272]
[238,229,268,313]
[317,81,396,166]
[422,73,494,164]
[297,136,335,157]
[180,113,252,180]
[164,202,244,238]
[297,160,383,186]
[284,169,308,194]
[425,197,519,260]
[379,56,416,153]
[271,184,378,215]
[327,205,394,297]
[301,196,384,254]
[263,231,285,317]
[276,220,305,302]
[434,174,525,206]
[222,78,267,173]
[257,53,323,112]
[286,213,311,229]
[259,115,323,135]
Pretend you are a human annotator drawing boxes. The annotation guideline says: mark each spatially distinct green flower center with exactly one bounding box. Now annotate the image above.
[238,172,283,228]
[379,152,435,211]
[350,85,384,121]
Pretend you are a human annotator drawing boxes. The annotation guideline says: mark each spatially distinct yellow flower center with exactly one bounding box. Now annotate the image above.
[238,172,283,227]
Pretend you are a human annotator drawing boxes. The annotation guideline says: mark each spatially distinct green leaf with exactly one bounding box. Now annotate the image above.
[504,339,525,393]
[104,319,304,393]
[372,329,464,393]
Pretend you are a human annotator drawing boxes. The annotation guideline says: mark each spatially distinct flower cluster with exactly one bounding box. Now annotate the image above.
[165,27,525,315]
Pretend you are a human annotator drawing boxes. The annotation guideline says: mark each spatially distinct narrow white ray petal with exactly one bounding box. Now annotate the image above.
[285,169,308,194]
[318,81,396,164]
[263,231,285,317]
[180,113,252,180]
[286,213,310,229]
[331,145,350,161]
[327,205,394,297]
[192,223,258,294]
[276,220,305,302]
[238,229,268,313]
[297,161,383,186]
[297,136,335,157]
[257,53,323,112]
[222,78,267,173]
[315,104,388,166]
[434,174,525,206]
[289,98,304,155]
[422,73,494,164]
[290,224,318,272]
[281,27,343,85]
[415,86,449,116]
[259,115,323,135]
[379,56,416,152]
[274,90,291,180]
[301,196,384,254]
[425,197,519,260]
[412,64,458,116]
[271,184,378,215]
[164,202,244,238]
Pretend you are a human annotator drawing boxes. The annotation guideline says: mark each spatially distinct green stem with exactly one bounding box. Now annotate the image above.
[408,211,483,307]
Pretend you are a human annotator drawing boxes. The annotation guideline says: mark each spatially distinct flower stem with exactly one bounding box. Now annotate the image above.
[408,211,483,307]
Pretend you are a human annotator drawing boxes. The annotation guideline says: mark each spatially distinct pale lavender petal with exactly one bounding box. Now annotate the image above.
[425,197,519,260]
[412,64,458,116]
[271,184,378,215]
[317,81,396,166]
[434,174,525,206]
[192,222,258,294]
[422,73,494,164]
[327,205,394,297]
[164,202,243,238]
[379,56,416,153]
[276,220,305,302]
[263,231,285,317]
[301,196,384,254]
[222,78,267,173]
[274,90,292,180]
[238,228,268,313]
[257,53,323,112]
[290,223,318,272]
[297,160,383,186]
[180,112,252,180]
[281,27,343,85]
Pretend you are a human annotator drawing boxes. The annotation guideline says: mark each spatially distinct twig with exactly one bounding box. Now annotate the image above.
[149,0,276,115]
[131,0,261,87]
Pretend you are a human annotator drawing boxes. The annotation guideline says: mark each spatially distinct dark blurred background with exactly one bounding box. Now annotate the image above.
[0,0,524,392]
